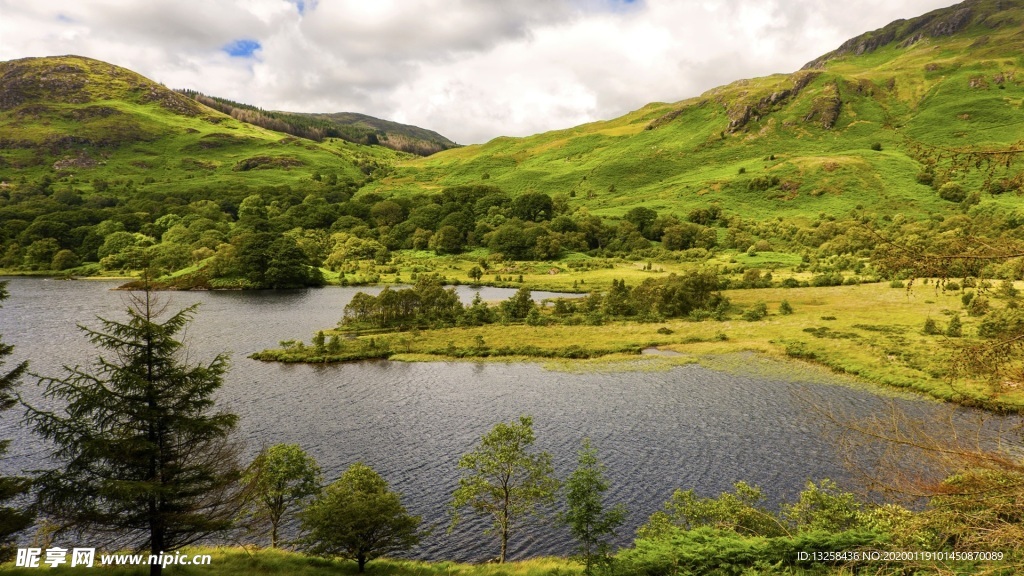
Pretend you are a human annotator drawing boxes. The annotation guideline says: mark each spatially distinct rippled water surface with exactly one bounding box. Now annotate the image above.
[0,278,994,561]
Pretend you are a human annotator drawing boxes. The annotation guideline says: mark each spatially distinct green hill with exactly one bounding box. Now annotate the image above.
[376,0,1024,221]
[0,55,397,198]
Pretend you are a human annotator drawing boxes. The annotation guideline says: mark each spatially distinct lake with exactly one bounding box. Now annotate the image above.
[0,277,999,561]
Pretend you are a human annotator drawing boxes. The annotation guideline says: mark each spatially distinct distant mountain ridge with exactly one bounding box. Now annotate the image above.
[178,90,458,156]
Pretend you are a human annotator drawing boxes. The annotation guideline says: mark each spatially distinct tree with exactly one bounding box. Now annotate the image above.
[25,289,247,576]
[300,462,422,573]
[468,266,483,284]
[561,439,626,576]
[243,444,322,548]
[450,415,558,563]
[0,282,32,562]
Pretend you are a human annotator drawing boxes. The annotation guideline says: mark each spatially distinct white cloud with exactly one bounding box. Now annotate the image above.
[0,0,960,143]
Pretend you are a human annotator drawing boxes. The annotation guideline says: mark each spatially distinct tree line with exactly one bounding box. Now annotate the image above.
[339,271,728,332]
[0,173,944,289]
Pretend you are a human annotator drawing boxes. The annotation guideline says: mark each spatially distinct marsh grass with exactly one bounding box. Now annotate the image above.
[255,282,1024,411]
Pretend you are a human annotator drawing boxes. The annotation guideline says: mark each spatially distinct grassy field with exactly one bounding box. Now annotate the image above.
[0,547,580,575]
[255,281,1024,412]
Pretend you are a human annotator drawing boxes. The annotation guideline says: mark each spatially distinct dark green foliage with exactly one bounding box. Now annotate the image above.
[779,300,793,315]
[233,232,324,289]
[561,439,626,576]
[343,275,462,329]
[0,282,31,562]
[602,279,633,316]
[501,287,536,320]
[301,463,422,573]
[627,270,726,319]
[24,291,245,576]
[487,222,533,260]
[624,207,659,240]
[510,192,554,222]
[924,317,941,335]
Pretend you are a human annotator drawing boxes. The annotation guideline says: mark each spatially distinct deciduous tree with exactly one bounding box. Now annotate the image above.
[243,443,322,548]
[450,415,558,563]
[301,462,422,573]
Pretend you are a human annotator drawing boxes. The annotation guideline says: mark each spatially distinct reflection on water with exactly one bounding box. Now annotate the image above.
[0,278,1004,561]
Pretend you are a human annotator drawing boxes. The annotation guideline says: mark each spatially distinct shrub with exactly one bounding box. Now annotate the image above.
[967,296,990,317]
[945,315,962,338]
[938,182,966,203]
[779,300,793,315]
[870,142,882,151]
[962,291,975,307]
[742,302,768,322]
[923,317,940,335]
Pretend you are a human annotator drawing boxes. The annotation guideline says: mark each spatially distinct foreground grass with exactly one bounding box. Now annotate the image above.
[254,281,1024,411]
[0,547,579,575]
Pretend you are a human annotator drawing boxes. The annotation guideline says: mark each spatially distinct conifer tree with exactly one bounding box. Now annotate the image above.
[0,282,32,562]
[26,289,245,576]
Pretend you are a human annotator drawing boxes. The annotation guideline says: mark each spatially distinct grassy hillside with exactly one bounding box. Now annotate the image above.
[179,91,459,156]
[376,0,1024,222]
[0,55,397,197]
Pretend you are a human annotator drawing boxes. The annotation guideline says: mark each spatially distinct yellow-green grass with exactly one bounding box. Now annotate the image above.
[258,282,1024,411]
[0,547,580,575]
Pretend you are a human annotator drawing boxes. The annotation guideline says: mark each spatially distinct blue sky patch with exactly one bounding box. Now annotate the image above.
[288,0,313,15]
[223,39,261,58]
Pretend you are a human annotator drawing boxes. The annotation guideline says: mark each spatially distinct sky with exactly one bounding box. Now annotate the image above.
[0,0,959,144]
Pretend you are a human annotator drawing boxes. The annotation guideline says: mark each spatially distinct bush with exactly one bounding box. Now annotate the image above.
[967,296,990,317]
[923,317,940,335]
[779,300,793,315]
[870,142,882,151]
[938,182,966,203]
[889,279,905,288]
[742,302,768,322]
[945,315,962,338]
[962,291,975,307]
